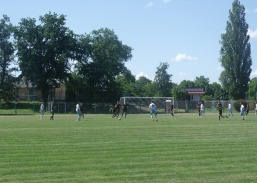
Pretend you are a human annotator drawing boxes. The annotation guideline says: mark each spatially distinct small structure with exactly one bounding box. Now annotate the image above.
[183,88,205,101]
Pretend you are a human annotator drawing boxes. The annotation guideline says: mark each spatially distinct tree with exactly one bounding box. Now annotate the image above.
[14,12,76,103]
[194,76,209,90]
[132,76,155,97]
[154,62,172,96]
[115,69,135,97]
[219,0,252,99]
[0,15,15,102]
[248,78,257,99]
[178,80,195,89]
[171,81,193,100]
[172,85,189,100]
[208,82,225,100]
[75,28,132,102]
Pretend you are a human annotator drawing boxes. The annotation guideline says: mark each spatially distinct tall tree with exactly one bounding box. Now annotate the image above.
[154,62,172,96]
[14,12,75,103]
[219,0,252,99]
[0,15,15,102]
[75,28,132,102]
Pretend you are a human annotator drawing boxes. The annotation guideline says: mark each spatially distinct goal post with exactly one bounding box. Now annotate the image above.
[119,97,174,114]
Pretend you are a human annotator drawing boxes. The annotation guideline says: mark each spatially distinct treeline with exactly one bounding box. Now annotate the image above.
[0,0,256,104]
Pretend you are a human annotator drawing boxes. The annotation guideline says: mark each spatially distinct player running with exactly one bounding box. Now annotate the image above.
[217,101,228,121]
[112,101,121,118]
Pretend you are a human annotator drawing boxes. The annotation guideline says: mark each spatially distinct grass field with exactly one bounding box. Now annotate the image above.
[1,112,257,183]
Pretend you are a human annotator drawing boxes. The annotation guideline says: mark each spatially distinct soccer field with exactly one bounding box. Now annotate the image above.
[1,112,257,182]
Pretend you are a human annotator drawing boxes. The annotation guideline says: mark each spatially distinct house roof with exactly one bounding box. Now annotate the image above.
[182,88,205,95]
[183,88,204,92]
[187,91,205,95]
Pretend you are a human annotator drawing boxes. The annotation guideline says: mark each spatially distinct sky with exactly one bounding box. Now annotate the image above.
[1,0,257,84]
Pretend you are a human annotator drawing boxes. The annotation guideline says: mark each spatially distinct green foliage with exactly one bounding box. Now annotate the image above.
[202,95,213,100]
[178,80,195,88]
[14,12,76,103]
[207,82,225,100]
[194,76,209,88]
[248,78,257,99]
[131,76,156,97]
[73,28,132,102]
[219,0,252,99]
[154,62,172,96]
[172,86,189,100]
[0,15,15,102]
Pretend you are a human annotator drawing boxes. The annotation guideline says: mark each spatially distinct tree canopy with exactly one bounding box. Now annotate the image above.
[14,12,76,103]
[0,15,15,102]
[73,28,133,102]
[219,0,252,99]
[154,62,172,97]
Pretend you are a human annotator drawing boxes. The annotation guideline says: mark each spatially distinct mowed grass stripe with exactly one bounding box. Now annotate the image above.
[1,113,257,182]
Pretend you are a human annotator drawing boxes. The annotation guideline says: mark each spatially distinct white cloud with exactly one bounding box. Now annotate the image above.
[144,2,154,9]
[162,0,171,4]
[172,53,199,62]
[248,29,257,39]
[251,69,257,78]
[135,72,149,80]
[254,8,257,13]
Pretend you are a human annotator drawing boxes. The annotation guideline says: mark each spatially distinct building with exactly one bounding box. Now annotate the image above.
[16,79,66,101]
[183,88,205,101]
[16,79,41,101]
[54,84,66,101]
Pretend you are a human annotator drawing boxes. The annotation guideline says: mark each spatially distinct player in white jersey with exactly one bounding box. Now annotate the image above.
[40,103,44,120]
[240,103,245,120]
[149,102,158,121]
[228,103,233,116]
[76,103,81,121]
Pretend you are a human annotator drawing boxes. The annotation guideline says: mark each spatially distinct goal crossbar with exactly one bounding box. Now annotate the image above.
[120,97,174,114]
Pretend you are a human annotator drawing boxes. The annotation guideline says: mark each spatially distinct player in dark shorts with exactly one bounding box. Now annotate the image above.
[119,103,129,120]
[50,102,56,120]
[217,101,228,121]
[170,103,174,117]
[197,101,201,117]
[245,103,249,116]
[112,101,121,118]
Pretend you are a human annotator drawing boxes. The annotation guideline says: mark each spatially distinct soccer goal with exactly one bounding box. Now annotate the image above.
[119,97,174,114]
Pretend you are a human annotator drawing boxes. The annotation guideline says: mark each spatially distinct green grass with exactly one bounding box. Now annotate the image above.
[0,112,257,182]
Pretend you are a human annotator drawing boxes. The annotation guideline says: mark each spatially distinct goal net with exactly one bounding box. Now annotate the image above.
[119,97,174,114]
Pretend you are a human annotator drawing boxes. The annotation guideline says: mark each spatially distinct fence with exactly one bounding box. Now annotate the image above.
[1,100,256,115]
[174,100,256,113]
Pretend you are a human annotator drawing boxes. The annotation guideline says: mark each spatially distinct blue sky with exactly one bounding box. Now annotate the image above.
[1,0,257,84]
